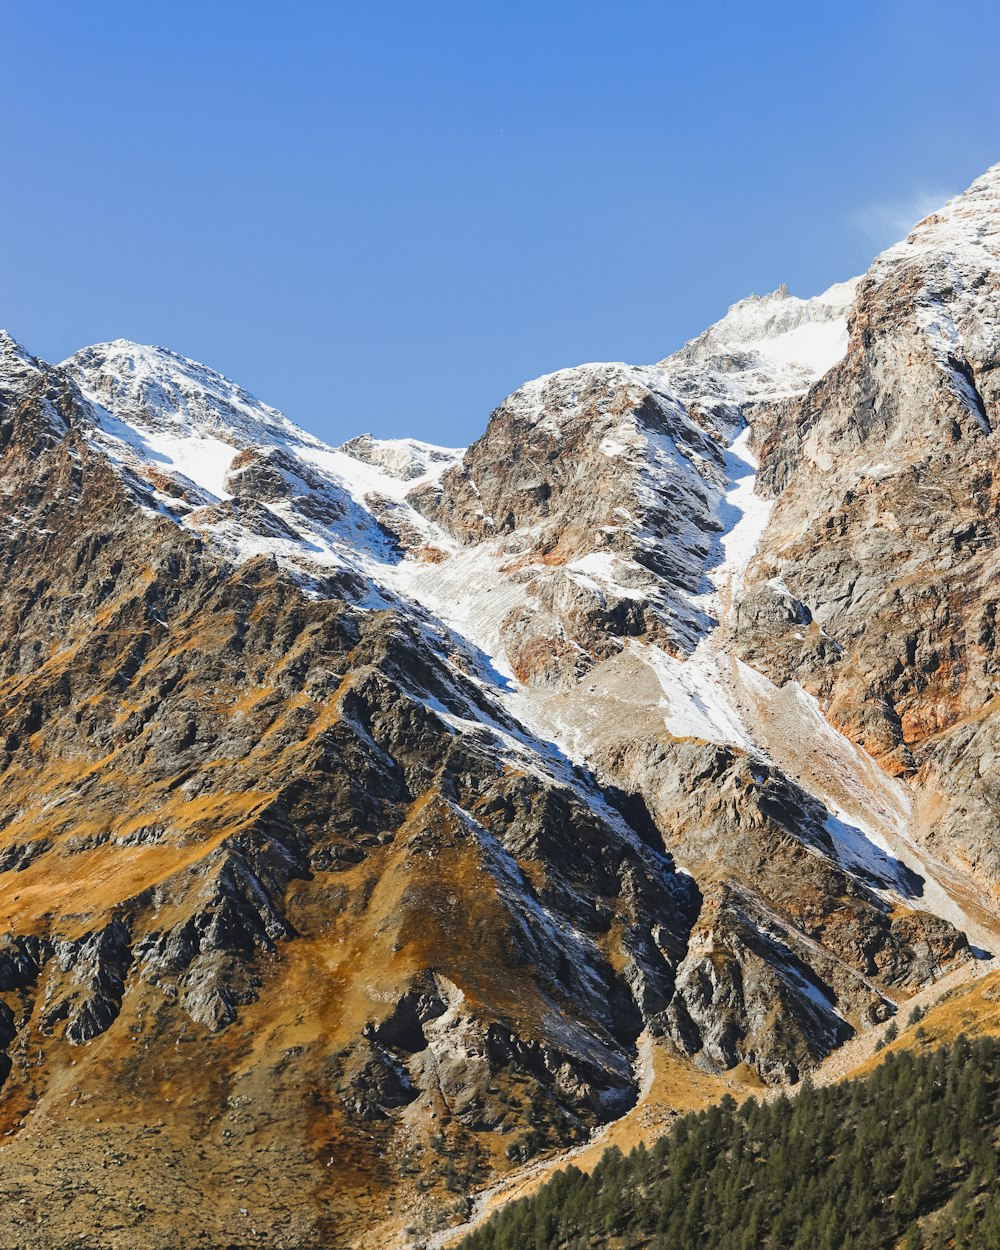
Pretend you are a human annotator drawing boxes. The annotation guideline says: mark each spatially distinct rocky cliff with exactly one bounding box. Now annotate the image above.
[0,165,998,1249]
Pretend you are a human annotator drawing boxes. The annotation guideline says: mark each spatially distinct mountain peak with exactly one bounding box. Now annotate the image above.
[875,162,1000,265]
[863,164,1000,387]
[63,339,306,446]
[338,432,464,481]
[0,328,38,368]
[659,276,859,412]
[0,330,51,402]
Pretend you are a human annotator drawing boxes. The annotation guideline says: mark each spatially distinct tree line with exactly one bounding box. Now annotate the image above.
[456,1035,1000,1250]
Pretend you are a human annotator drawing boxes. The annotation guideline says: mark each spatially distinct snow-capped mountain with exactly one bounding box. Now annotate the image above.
[0,165,999,1249]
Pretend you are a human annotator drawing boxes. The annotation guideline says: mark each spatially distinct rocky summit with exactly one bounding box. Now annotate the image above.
[0,165,1000,1249]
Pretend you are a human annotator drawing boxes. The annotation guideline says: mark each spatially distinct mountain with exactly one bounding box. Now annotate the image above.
[0,164,998,1248]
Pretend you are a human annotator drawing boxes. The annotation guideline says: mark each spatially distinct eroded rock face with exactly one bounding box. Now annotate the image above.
[729,166,1000,898]
[408,367,734,691]
[0,166,999,1247]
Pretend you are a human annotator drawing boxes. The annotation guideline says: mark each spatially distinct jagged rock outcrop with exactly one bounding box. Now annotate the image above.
[726,167,1000,901]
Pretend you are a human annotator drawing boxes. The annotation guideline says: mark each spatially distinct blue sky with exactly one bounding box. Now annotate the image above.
[3,1,999,447]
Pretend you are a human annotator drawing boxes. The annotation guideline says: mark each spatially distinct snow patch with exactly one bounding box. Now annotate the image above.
[641,643,756,751]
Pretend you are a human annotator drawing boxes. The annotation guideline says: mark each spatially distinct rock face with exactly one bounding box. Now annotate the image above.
[732,172,1000,903]
[0,166,998,1247]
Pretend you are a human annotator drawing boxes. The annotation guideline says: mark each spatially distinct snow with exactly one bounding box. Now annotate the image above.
[609,274,849,751]
[65,340,315,449]
[659,277,857,414]
[642,642,756,750]
[391,543,530,681]
[565,552,648,600]
[870,162,1000,380]
[782,962,844,1027]
[598,433,631,457]
[714,426,774,599]
[916,299,992,432]
[0,330,42,391]
[61,339,466,597]
[64,341,463,518]
[0,332,68,435]
[756,315,849,376]
[625,418,773,752]
[733,666,995,952]
[302,443,460,509]
[823,811,918,894]
[89,409,240,501]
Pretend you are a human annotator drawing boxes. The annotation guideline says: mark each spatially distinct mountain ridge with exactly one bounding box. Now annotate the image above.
[0,164,998,1248]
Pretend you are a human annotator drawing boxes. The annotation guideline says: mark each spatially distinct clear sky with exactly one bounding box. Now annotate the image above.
[3,0,999,448]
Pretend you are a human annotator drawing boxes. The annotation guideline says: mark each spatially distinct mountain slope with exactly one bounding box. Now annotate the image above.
[0,166,998,1248]
[0,333,713,1248]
